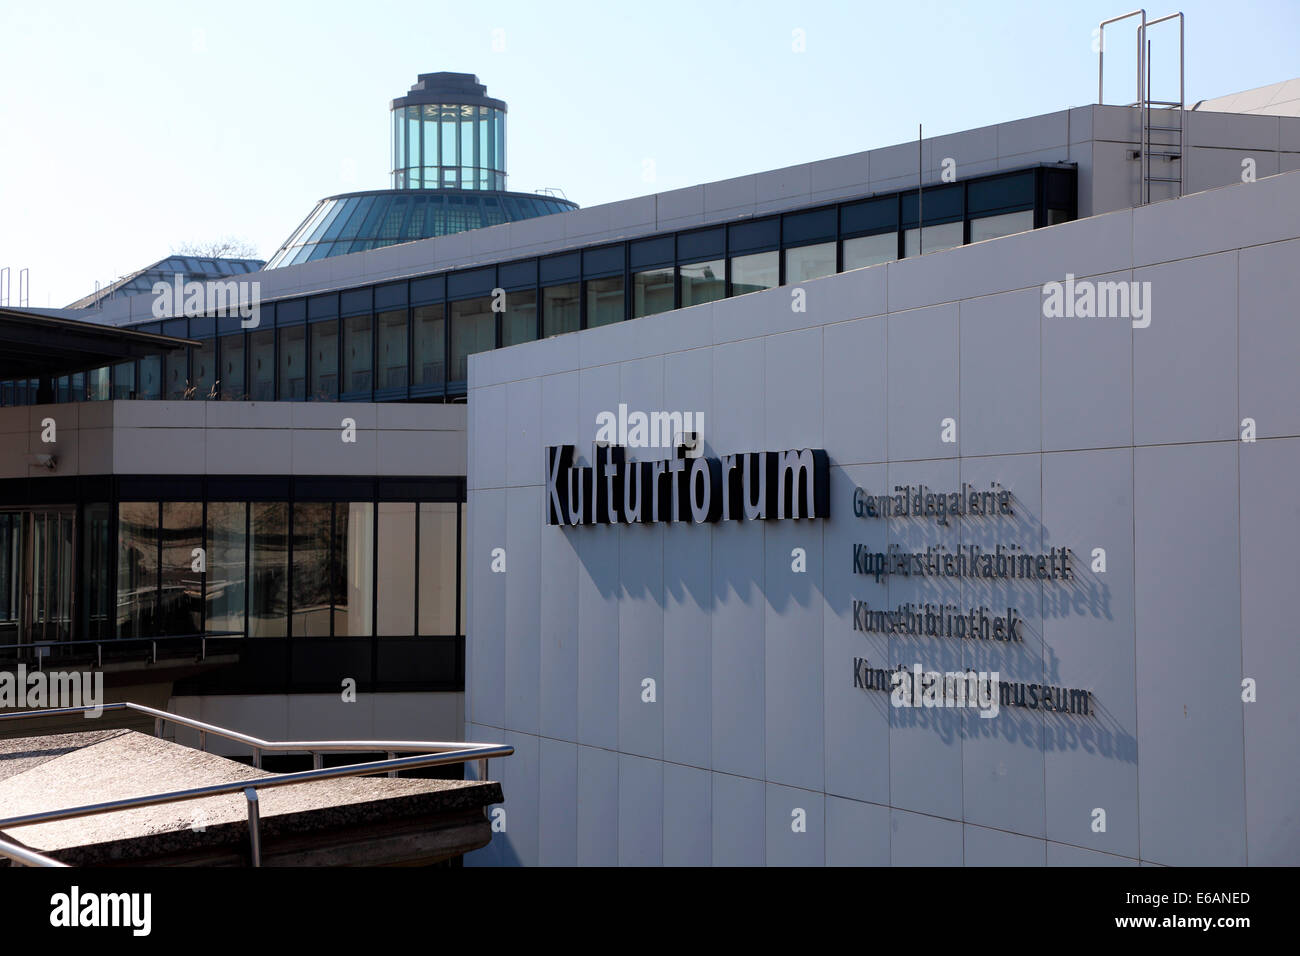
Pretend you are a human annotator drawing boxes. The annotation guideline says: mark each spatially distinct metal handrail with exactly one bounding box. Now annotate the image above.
[0,631,242,670]
[0,702,512,867]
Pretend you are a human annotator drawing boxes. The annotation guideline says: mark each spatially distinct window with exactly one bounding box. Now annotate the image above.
[206,502,246,636]
[333,502,373,637]
[88,367,111,402]
[450,297,495,381]
[160,502,203,635]
[249,330,275,401]
[192,340,216,400]
[418,502,457,635]
[633,268,674,318]
[165,350,188,399]
[83,502,112,639]
[904,221,963,257]
[117,502,158,638]
[377,502,416,635]
[344,315,374,394]
[413,304,445,387]
[249,502,288,637]
[377,309,409,390]
[784,242,836,283]
[310,321,339,400]
[292,502,332,637]
[219,334,245,400]
[586,276,624,327]
[138,356,161,400]
[730,251,778,296]
[842,233,898,271]
[276,326,304,400]
[501,290,538,347]
[969,209,1034,243]
[542,283,580,337]
[679,260,725,307]
[113,361,136,400]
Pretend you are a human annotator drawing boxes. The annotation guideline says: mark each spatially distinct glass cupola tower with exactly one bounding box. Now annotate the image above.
[265,71,577,269]
[392,73,507,191]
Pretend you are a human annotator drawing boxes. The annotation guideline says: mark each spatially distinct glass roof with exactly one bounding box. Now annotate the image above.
[264,189,578,269]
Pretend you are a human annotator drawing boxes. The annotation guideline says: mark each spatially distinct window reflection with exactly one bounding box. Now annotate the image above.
[730,251,778,296]
[784,242,836,283]
[249,330,275,401]
[542,283,580,337]
[219,334,245,400]
[250,502,288,637]
[117,502,158,638]
[161,502,203,635]
[904,221,963,257]
[842,233,897,270]
[501,290,538,347]
[310,321,339,400]
[333,502,374,637]
[377,309,409,390]
[450,297,495,380]
[278,326,306,400]
[413,304,445,386]
[586,276,624,327]
[419,502,457,635]
[344,315,374,394]
[292,502,332,637]
[969,209,1033,242]
[378,502,416,635]
[633,268,674,318]
[206,501,246,636]
[679,259,725,307]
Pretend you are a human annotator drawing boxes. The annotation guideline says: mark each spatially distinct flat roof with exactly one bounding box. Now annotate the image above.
[0,308,197,380]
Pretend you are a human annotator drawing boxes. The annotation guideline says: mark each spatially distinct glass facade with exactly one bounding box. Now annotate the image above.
[393,103,506,192]
[5,166,1076,408]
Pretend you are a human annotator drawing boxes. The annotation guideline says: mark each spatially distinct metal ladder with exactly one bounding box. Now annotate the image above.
[1099,10,1186,204]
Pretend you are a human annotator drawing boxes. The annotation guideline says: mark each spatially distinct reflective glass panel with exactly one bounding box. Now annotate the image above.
[413,304,445,386]
[842,233,897,270]
[344,314,373,393]
[117,502,158,638]
[249,502,288,637]
[450,297,495,381]
[249,330,275,401]
[633,268,674,318]
[219,334,245,399]
[278,326,306,400]
[292,502,332,637]
[333,502,373,637]
[377,309,409,390]
[586,276,624,327]
[679,260,725,307]
[501,290,538,347]
[418,502,457,636]
[904,221,963,257]
[542,283,580,336]
[310,320,339,400]
[377,502,416,635]
[784,242,836,283]
[206,501,246,637]
[160,502,203,636]
[730,251,778,296]
[969,209,1034,243]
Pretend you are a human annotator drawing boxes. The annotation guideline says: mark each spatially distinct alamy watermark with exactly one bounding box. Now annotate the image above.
[0,665,103,717]
[594,403,704,455]
[152,274,261,328]
[1041,273,1151,328]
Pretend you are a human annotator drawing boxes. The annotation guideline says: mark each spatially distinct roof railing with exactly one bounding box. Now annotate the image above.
[0,701,512,868]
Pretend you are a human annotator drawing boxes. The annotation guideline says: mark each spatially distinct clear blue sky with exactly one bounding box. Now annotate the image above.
[1,0,1296,308]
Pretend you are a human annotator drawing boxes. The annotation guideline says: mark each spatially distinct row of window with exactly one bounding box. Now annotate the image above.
[84,499,464,642]
[1,167,1075,406]
[392,103,506,190]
